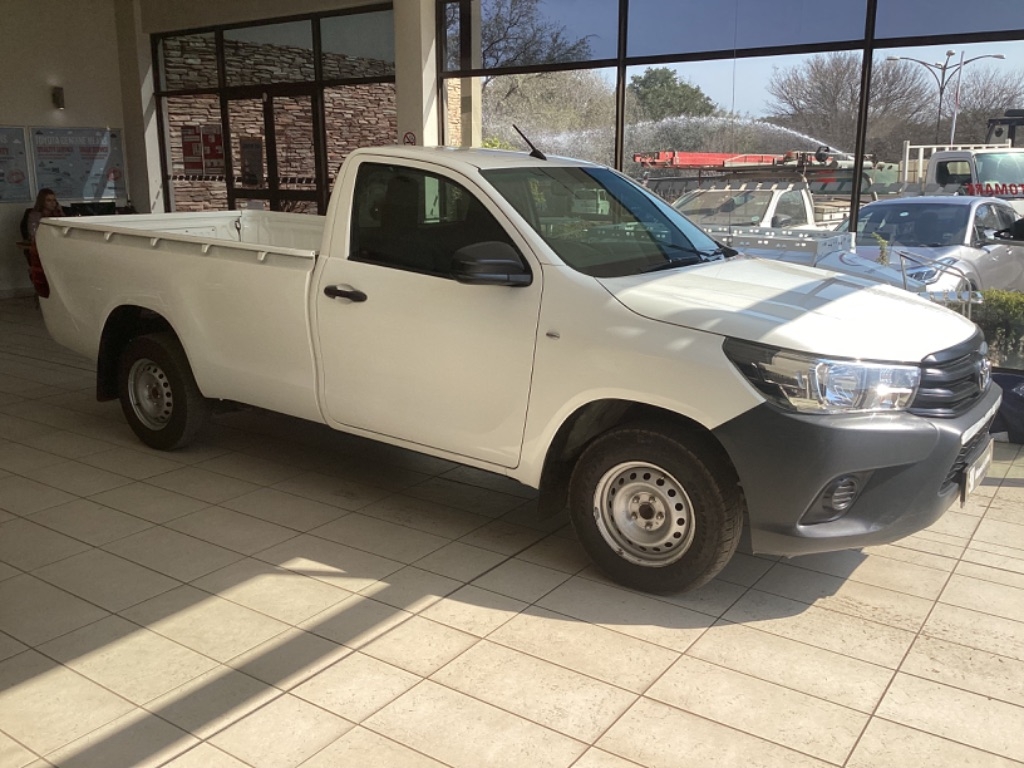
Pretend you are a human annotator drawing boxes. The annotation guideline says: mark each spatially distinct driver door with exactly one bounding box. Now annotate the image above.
[314,160,541,468]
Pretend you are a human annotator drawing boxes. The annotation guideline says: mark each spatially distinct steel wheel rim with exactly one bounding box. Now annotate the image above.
[128,358,172,431]
[592,461,696,567]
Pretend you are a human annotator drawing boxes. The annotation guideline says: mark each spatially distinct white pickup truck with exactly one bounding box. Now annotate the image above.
[902,142,1024,215]
[32,146,1001,594]
[671,182,849,230]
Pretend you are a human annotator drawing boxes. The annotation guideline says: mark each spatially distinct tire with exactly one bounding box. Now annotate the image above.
[569,425,744,594]
[117,333,210,450]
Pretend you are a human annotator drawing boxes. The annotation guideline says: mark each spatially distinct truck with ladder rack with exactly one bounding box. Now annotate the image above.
[633,148,891,229]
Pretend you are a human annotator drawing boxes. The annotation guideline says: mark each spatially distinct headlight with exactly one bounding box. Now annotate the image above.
[906,257,958,284]
[724,339,921,414]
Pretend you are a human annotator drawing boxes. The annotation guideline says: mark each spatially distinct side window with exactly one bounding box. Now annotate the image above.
[975,204,1000,235]
[995,205,1018,232]
[935,160,971,187]
[775,190,809,226]
[349,162,523,278]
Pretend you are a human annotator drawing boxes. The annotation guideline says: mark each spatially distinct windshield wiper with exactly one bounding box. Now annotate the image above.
[639,243,723,273]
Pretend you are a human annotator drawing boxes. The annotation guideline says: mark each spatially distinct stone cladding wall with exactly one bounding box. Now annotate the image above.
[161,36,396,211]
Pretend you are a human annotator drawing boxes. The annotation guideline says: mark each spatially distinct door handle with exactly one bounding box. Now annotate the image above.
[323,285,367,302]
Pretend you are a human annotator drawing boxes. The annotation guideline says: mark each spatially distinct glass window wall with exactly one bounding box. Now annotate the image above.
[164,94,227,212]
[626,0,867,58]
[155,8,396,213]
[224,21,315,86]
[322,10,396,79]
[442,0,619,72]
[159,33,218,91]
[325,83,398,184]
[875,0,1024,40]
[623,53,861,229]
[445,68,617,166]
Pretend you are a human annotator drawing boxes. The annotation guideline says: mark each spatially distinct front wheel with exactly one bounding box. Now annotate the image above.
[118,333,210,450]
[569,425,743,594]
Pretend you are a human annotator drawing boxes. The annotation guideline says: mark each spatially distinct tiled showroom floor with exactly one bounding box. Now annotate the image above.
[1,294,1023,768]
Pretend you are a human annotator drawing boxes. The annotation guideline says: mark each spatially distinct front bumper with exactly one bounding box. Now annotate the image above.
[712,385,1001,557]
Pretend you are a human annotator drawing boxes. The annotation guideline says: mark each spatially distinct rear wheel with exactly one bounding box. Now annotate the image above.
[569,425,743,594]
[118,333,209,450]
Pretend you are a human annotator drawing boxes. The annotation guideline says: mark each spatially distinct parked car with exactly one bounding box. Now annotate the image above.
[836,196,1024,291]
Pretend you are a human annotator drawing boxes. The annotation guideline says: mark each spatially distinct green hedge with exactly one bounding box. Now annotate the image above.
[974,289,1024,368]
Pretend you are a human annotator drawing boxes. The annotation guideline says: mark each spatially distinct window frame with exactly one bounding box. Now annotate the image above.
[348,161,528,280]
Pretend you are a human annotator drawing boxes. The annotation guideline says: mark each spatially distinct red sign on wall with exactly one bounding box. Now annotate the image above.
[182,124,224,175]
[203,126,224,174]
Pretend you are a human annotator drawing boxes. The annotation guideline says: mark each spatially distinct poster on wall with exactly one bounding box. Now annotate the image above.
[0,126,32,203]
[182,124,224,175]
[31,127,126,200]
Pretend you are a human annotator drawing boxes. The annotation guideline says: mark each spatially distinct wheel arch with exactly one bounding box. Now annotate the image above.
[537,399,736,517]
[96,306,176,401]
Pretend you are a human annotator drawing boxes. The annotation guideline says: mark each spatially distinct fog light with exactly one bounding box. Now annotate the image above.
[825,476,859,512]
[800,472,870,525]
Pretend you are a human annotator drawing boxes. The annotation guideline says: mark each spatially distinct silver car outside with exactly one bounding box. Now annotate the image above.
[840,196,1024,292]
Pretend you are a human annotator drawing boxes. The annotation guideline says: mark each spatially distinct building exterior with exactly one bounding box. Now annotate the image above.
[2,0,1024,295]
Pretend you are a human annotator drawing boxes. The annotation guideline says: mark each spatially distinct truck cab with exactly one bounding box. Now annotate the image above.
[672,184,825,229]
[986,109,1024,147]
[903,141,1024,215]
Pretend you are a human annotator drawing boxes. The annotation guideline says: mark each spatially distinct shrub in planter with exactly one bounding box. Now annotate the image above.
[973,289,1024,370]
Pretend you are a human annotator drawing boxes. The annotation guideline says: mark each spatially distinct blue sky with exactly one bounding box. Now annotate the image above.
[691,41,1024,118]
[529,0,1024,117]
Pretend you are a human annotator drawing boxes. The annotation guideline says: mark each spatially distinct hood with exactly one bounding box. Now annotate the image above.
[597,256,977,362]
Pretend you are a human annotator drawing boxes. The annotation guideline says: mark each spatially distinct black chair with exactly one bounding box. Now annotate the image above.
[18,208,34,267]
[19,208,31,241]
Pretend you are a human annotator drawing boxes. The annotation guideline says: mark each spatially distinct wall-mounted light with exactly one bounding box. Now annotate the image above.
[52,86,65,110]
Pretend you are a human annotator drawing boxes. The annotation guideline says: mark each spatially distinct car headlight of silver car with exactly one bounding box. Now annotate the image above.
[906,256,959,284]
[724,339,921,414]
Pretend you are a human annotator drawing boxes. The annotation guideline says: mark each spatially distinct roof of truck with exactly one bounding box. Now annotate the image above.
[861,195,1005,208]
[347,145,601,171]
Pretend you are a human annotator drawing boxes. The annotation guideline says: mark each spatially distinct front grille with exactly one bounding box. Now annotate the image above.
[909,329,991,418]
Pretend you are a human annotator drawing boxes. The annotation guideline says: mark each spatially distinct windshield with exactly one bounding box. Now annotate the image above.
[672,189,774,226]
[975,152,1024,185]
[481,166,724,277]
[842,203,969,248]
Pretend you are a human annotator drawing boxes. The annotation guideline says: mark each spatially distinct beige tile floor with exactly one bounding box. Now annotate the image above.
[0,294,1023,767]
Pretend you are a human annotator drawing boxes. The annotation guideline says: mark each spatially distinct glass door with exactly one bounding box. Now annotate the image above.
[227,88,322,213]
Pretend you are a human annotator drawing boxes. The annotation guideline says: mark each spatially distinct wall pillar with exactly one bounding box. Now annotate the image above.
[115,0,163,213]
[394,0,438,146]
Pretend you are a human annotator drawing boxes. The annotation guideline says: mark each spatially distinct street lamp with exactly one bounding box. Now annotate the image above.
[886,50,1005,144]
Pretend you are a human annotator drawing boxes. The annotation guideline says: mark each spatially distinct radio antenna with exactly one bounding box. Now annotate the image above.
[512,124,547,161]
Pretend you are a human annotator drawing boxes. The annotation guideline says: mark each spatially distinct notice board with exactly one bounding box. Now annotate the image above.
[181,124,225,175]
[0,127,32,203]
[31,127,127,200]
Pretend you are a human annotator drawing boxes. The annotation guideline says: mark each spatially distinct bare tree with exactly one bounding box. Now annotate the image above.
[444,0,592,92]
[765,52,934,160]
[765,51,1024,161]
[482,69,615,152]
[766,52,863,151]
[949,65,1024,143]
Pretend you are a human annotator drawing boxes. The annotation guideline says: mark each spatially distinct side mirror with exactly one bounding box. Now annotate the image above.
[452,241,532,286]
[979,227,1001,243]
